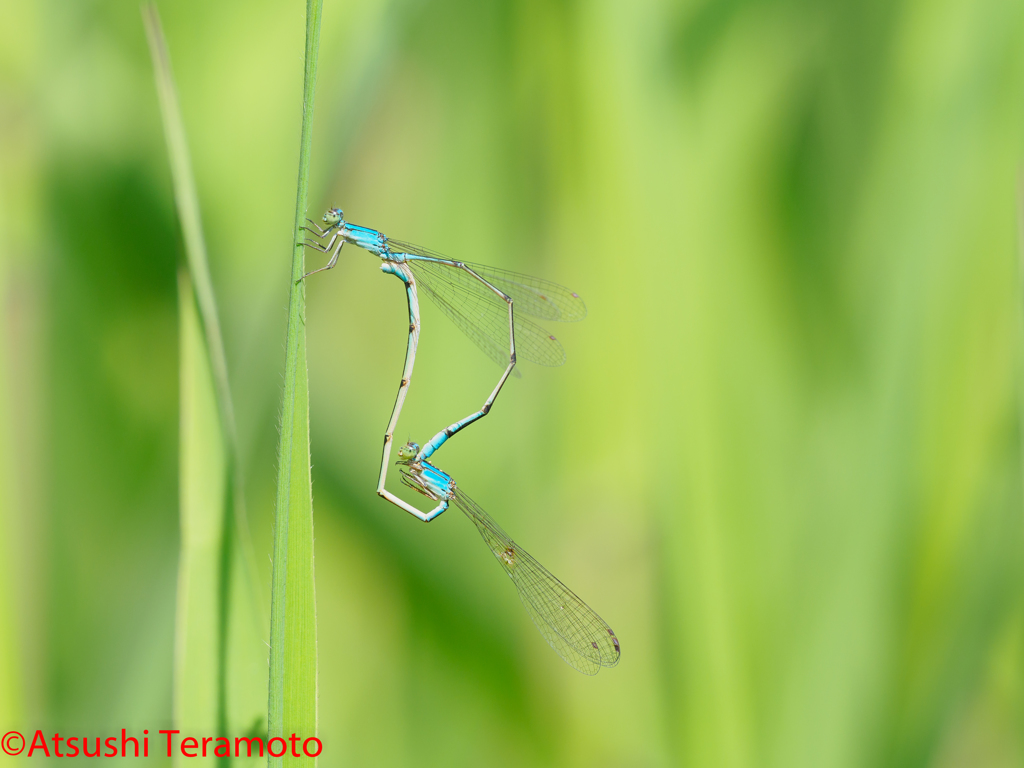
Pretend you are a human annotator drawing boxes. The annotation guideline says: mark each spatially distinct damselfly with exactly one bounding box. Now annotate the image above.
[394,441,620,674]
[302,208,586,520]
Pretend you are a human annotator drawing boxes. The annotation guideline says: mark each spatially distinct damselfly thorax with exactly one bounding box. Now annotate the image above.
[396,441,455,503]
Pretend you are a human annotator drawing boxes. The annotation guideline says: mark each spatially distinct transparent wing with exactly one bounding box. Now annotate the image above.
[462,262,587,322]
[403,253,567,368]
[389,239,586,323]
[453,488,620,675]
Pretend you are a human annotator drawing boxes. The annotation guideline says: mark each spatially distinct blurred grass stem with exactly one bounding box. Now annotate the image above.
[1017,171,1024,497]
[143,4,264,762]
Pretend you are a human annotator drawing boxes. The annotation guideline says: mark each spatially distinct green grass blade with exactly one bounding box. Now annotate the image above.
[142,4,234,440]
[143,4,267,760]
[0,163,23,760]
[0,2,39,749]
[175,266,227,757]
[267,1,324,765]
[1018,175,1024,490]
[141,5,262,595]
[0,274,23,754]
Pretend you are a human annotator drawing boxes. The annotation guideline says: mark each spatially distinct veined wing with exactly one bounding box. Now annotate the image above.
[462,262,586,322]
[389,239,586,322]
[453,488,620,675]
[402,253,567,368]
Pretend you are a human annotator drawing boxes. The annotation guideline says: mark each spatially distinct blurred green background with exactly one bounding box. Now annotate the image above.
[3,0,1024,765]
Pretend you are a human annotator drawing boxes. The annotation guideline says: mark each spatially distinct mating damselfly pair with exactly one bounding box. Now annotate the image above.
[303,208,619,675]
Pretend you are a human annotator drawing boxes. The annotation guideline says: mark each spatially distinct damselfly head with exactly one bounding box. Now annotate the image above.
[397,441,420,462]
[322,207,344,227]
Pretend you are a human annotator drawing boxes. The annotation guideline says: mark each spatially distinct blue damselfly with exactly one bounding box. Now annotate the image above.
[303,208,586,521]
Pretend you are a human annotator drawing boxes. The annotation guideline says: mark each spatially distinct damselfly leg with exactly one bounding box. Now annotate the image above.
[303,218,331,237]
[301,235,345,278]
